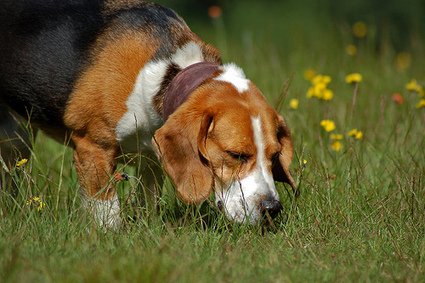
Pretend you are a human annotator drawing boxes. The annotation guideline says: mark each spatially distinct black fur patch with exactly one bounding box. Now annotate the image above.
[0,1,190,127]
[0,0,105,126]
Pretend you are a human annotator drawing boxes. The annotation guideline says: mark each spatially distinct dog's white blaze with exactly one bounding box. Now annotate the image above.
[214,63,250,93]
[251,116,276,191]
[216,116,279,224]
[115,41,205,153]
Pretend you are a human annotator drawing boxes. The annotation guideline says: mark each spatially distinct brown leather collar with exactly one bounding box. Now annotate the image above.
[162,62,220,123]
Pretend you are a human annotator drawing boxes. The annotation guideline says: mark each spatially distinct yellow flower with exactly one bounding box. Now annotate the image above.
[416,99,425,108]
[307,87,315,98]
[322,89,334,101]
[355,131,363,139]
[345,44,357,56]
[405,79,418,91]
[331,141,342,152]
[346,73,363,84]
[348,129,363,139]
[307,74,333,101]
[26,196,45,211]
[303,68,317,81]
[405,79,423,96]
[289,98,299,109]
[16,158,28,170]
[320,120,336,132]
[353,21,367,38]
[314,82,327,92]
[312,75,331,85]
[330,134,343,140]
[313,82,327,99]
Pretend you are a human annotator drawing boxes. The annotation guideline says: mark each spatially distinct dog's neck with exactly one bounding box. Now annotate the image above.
[162,62,220,123]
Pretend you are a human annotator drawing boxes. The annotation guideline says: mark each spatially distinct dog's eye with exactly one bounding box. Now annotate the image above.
[226,151,250,163]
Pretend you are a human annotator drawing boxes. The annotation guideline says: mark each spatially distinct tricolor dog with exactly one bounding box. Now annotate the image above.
[0,0,296,228]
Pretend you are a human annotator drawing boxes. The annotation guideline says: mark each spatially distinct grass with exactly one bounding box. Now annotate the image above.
[1,1,425,282]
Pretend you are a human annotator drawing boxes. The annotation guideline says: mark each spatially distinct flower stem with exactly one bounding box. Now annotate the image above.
[350,82,359,119]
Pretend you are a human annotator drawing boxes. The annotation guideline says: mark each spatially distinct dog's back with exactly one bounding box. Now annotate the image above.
[0,0,188,127]
[0,1,104,126]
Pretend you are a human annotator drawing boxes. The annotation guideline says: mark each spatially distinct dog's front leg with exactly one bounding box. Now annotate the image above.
[72,134,121,230]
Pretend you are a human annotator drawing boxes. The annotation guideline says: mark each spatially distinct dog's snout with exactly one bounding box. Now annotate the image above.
[260,198,283,219]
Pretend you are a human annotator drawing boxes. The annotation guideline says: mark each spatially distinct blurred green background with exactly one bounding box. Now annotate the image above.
[157,0,424,50]
[156,0,424,70]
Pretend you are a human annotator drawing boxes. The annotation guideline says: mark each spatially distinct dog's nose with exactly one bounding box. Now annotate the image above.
[260,198,283,219]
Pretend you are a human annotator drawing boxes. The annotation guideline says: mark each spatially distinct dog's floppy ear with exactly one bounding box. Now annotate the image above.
[272,116,298,196]
[153,111,214,203]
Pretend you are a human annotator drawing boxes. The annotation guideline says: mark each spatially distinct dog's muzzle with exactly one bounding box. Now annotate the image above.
[259,197,283,219]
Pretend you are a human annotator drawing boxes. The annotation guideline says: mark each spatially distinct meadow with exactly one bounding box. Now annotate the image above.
[1,0,424,281]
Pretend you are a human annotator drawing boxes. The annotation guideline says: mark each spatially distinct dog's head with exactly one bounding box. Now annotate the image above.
[153,64,295,225]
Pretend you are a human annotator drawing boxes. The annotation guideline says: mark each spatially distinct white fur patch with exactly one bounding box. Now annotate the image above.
[115,41,205,153]
[171,41,204,69]
[214,63,250,93]
[115,60,166,152]
[215,116,279,224]
[82,192,122,231]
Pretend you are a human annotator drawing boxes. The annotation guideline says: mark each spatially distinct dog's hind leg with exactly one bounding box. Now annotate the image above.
[0,103,35,190]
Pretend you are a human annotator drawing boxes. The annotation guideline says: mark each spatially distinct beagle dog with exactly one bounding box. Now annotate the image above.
[0,0,296,228]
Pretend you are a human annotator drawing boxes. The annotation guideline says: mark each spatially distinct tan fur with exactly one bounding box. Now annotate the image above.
[63,22,222,202]
[64,31,159,200]
[153,79,295,203]
[152,98,215,203]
